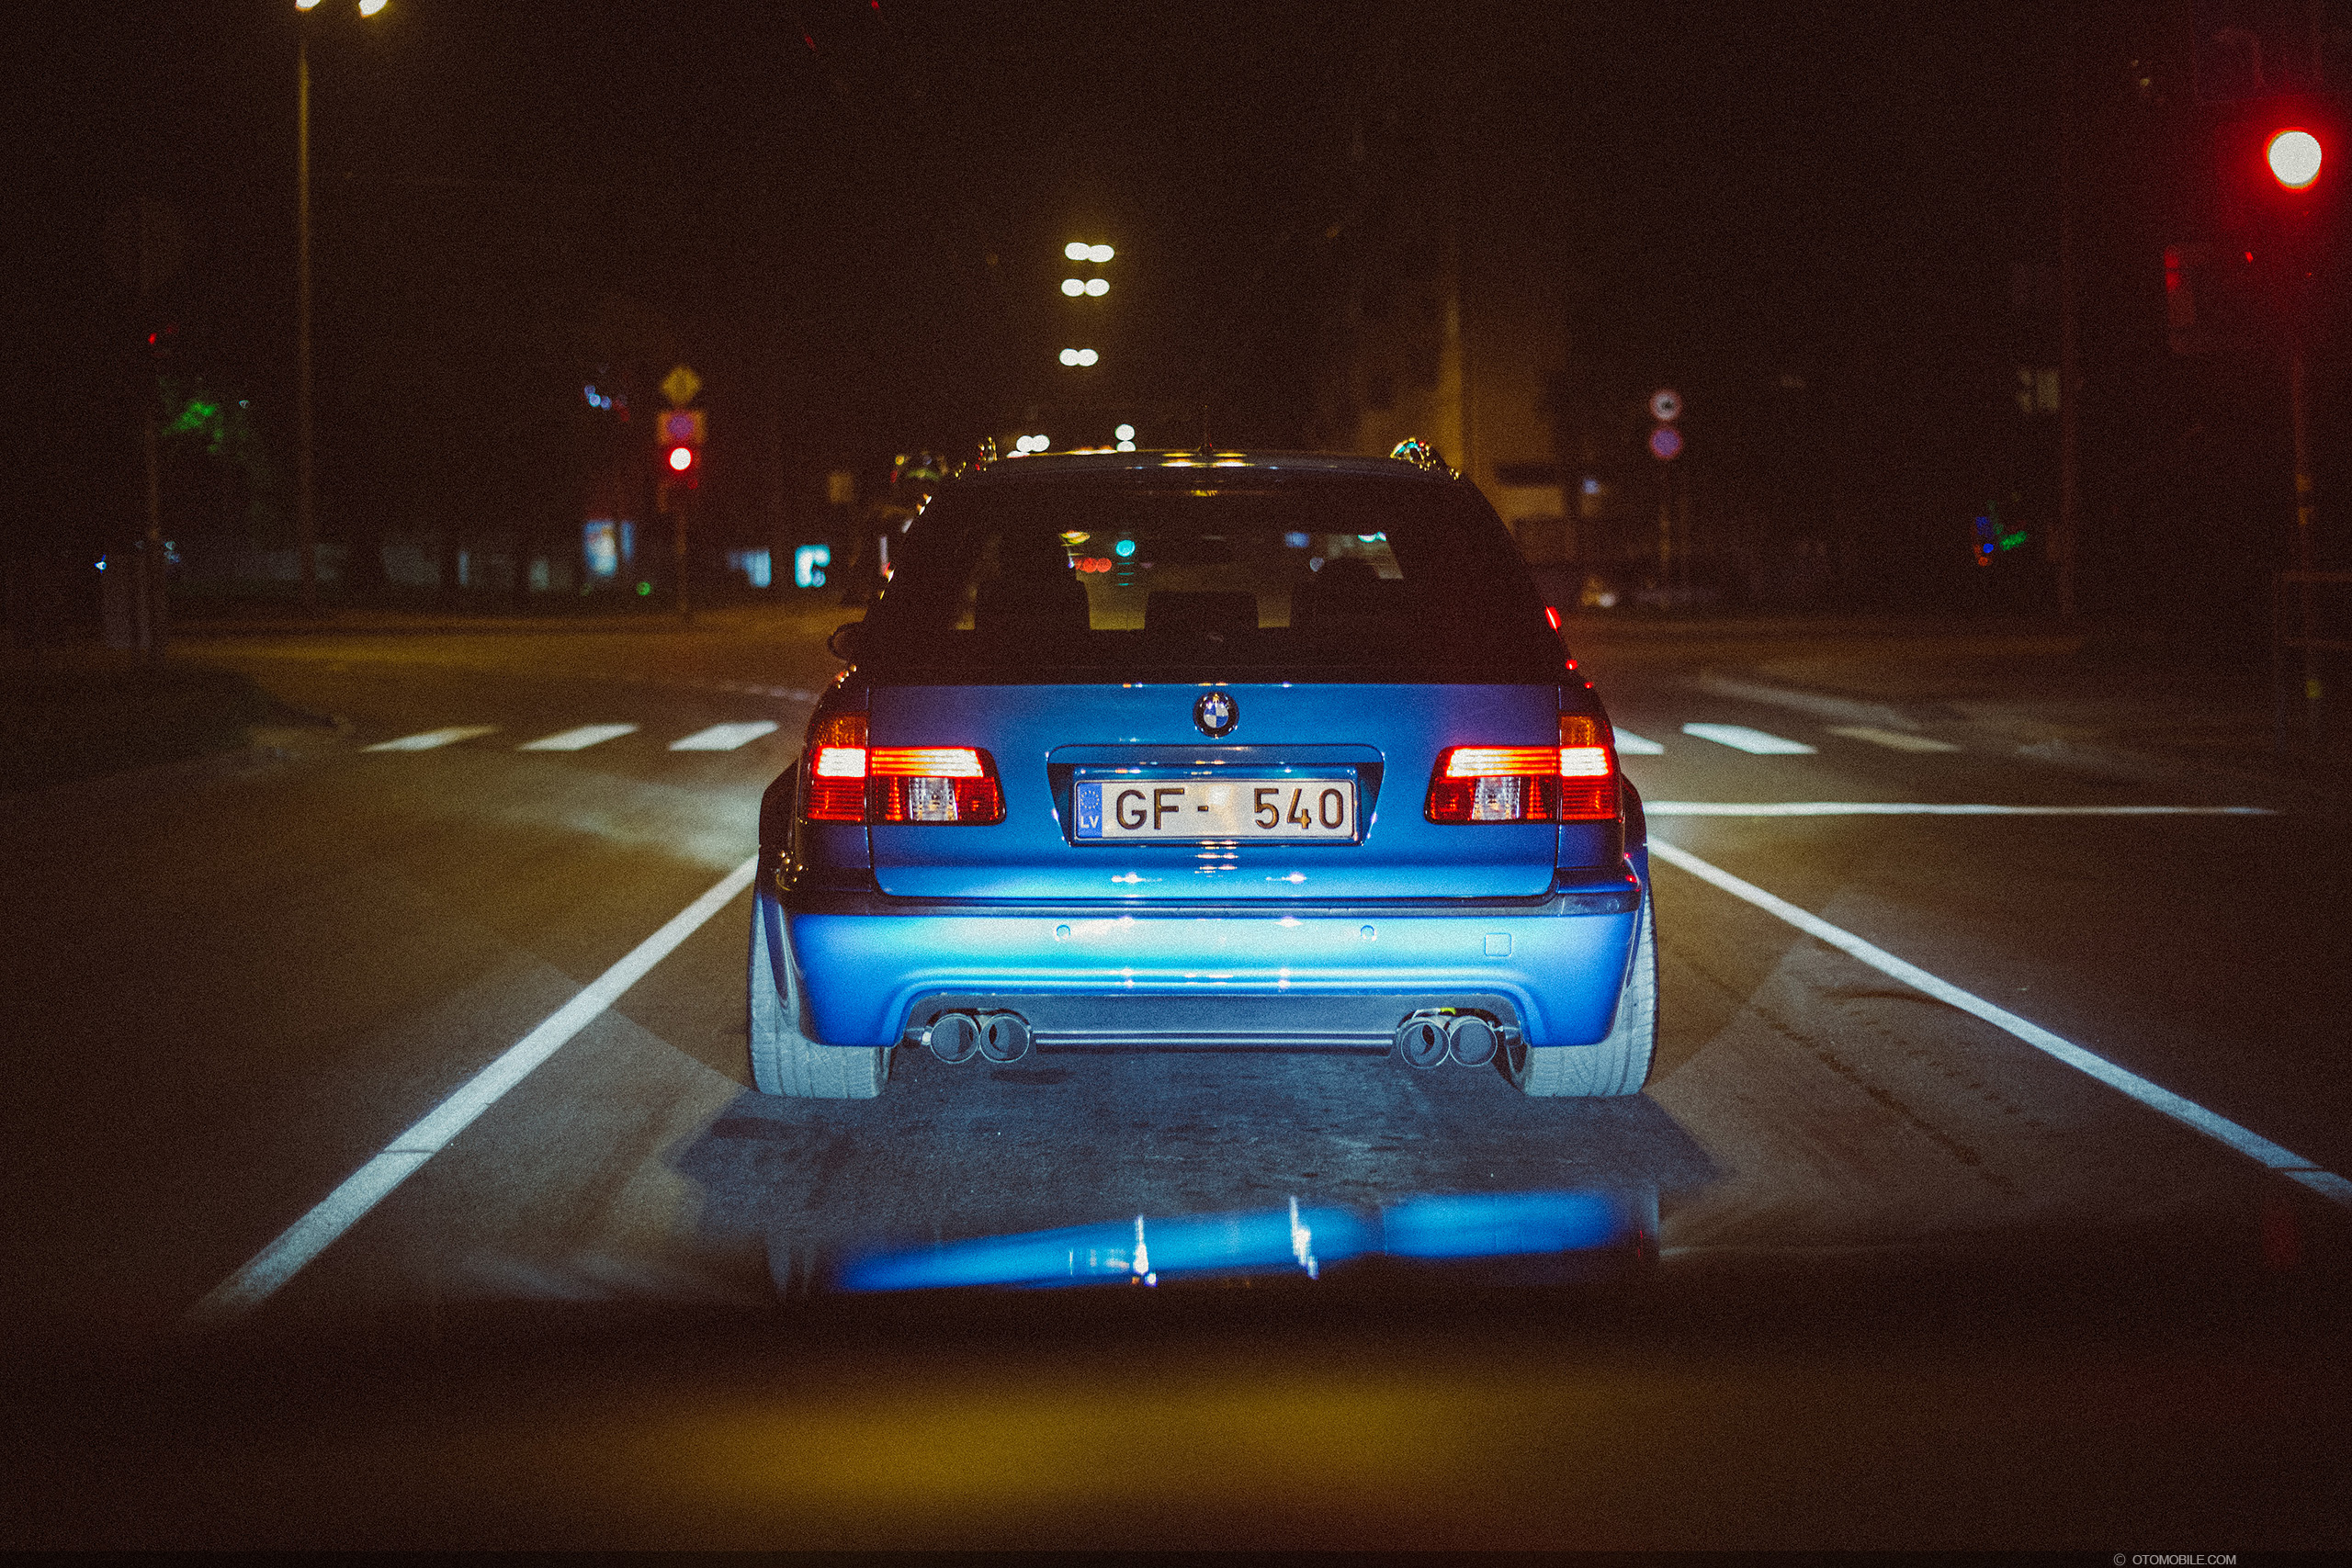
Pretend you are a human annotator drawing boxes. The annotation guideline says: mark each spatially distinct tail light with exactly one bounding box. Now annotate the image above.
[870,747,1004,824]
[800,712,1004,825]
[804,714,871,821]
[1427,715,1619,823]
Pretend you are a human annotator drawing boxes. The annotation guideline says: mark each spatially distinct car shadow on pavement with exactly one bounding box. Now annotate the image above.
[666,1047,1723,1298]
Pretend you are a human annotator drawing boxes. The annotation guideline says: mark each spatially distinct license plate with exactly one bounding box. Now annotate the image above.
[1073,777,1358,840]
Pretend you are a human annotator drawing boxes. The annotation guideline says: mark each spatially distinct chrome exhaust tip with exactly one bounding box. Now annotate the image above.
[925,1012,981,1065]
[1446,1013,1499,1067]
[978,1011,1032,1065]
[1395,1014,1449,1070]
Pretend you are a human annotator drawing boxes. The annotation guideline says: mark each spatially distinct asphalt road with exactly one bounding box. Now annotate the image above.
[6,607,2349,1544]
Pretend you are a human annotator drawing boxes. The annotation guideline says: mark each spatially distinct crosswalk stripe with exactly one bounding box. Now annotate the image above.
[1681,722,1817,755]
[518,724,639,752]
[670,720,781,752]
[364,726,498,752]
[1611,728,1666,755]
[1828,725,1961,753]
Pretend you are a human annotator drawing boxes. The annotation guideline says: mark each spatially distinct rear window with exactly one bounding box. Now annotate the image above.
[857,479,1564,682]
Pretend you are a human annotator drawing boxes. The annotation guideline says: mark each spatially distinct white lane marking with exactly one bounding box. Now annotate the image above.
[1646,838,2352,1208]
[1827,725,1962,753]
[1681,722,1817,755]
[1646,802,2274,818]
[1612,728,1667,755]
[670,720,781,752]
[365,726,498,752]
[519,724,639,752]
[187,855,762,1327]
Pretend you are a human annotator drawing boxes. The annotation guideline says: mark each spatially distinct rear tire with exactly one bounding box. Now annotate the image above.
[1506,896,1656,1098]
[749,891,889,1099]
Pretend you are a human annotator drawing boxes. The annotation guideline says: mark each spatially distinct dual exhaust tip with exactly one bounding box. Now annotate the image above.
[919,1007,1510,1068]
[919,1010,1031,1066]
[1394,1010,1511,1069]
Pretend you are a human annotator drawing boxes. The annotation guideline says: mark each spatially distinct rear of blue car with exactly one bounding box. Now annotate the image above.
[750,451,1655,1099]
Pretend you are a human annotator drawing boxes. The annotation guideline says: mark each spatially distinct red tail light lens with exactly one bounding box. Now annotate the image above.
[800,715,1005,825]
[1555,714,1619,820]
[804,713,870,821]
[1427,715,1619,823]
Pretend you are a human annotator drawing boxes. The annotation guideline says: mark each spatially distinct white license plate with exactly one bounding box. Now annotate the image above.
[1073,777,1357,840]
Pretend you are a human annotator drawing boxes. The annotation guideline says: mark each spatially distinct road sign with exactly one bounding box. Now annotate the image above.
[661,364,702,407]
[658,408,705,446]
[1648,425,1683,461]
[1649,389,1682,423]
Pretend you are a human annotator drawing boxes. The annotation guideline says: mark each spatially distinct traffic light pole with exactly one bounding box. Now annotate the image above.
[295,29,318,616]
[671,486,692,625]
[2290,335,2321,730]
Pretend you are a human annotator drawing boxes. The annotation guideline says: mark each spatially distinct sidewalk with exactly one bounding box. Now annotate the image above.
[1564,613,2342,809]
[0,645,339,796]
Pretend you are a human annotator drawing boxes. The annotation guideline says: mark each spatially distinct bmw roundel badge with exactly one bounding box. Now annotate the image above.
[1193,689,1238,738]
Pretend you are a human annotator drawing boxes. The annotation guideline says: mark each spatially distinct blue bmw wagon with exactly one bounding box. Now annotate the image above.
[750,446,1655,1099]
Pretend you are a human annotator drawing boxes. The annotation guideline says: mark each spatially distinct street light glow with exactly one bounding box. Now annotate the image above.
[1115,423,1136,441]
[297,0,322,9]
[1064,242,1090,261]
[1077,348,1098,366]
[1058,348,1080,366]
[1088,244,1114,263]
[1061,278,1085,297]
[1084,277,1109,296]
[2267,129,2323,189]
[356,0,387,13]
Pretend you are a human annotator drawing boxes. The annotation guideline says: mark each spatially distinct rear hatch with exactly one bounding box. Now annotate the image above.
[868,681,1560,901]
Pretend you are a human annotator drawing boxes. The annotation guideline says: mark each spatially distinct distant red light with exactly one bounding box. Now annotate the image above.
[667,446,694,472]
[1544,605,1561,631]
[2267,128,2324,190]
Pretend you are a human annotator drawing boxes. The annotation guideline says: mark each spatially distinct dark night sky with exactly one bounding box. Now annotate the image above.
[5,1,2336,622]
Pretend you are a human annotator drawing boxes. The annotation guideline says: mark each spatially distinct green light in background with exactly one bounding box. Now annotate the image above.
[166,398,220,437]
[636,581,652,595]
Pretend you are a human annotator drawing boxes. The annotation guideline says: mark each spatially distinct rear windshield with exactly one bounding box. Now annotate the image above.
[856,478,1565,682]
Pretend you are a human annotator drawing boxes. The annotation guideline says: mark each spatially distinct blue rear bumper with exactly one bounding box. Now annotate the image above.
[776,875,1645,1048]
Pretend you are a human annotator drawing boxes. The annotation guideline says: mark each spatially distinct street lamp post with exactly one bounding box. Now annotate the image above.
[294,0,385,615]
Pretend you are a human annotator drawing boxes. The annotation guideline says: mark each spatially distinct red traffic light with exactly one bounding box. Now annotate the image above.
[2267,128,2324,189]
[666,446,695,472]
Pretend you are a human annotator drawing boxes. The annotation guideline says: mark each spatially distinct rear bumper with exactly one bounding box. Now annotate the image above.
[775,877,1645,1048]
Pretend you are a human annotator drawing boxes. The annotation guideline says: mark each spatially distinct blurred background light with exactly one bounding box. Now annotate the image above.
[1060,278,1085,297]
[1057,348,1080,366]
[1084,277,1109,297]
[1064,241,1090,261]
[1087,243,1114,263]
[2267,128,2323,188]
[1114,423,1136,441]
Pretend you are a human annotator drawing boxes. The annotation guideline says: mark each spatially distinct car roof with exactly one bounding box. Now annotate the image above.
[959,449,1456,484]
